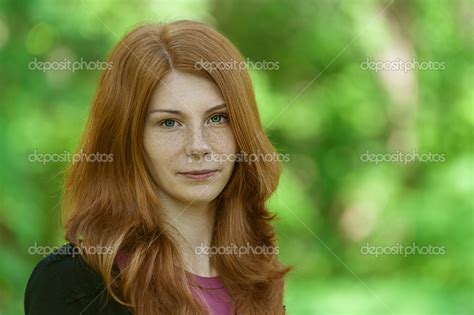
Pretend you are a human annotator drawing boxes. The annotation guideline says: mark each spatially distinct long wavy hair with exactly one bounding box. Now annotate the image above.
[63,20,291,314]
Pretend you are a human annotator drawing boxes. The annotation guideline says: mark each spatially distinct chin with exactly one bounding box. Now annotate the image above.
[173,184,222,204]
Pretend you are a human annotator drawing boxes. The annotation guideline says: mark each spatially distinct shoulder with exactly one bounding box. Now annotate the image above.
[24,243,131,315]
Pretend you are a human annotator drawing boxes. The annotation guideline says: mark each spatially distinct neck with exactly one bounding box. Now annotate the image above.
[158,191,217,277]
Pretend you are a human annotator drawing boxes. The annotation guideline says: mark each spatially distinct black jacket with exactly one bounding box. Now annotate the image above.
[24,243,132,315]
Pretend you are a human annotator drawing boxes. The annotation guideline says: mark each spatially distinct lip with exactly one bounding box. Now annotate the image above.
[178,170,219,180]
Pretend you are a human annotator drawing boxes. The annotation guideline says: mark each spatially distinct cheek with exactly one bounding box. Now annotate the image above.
[143,129,186,165]
[207,127,237,153]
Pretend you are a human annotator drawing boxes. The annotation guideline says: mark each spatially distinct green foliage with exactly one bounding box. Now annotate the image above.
[0,0,472,314]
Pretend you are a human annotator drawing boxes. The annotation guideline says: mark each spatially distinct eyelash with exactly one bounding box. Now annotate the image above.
[207,113,228,124]
[158,113,229,128]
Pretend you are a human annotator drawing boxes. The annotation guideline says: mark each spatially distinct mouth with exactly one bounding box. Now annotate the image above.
[177,169,220,180]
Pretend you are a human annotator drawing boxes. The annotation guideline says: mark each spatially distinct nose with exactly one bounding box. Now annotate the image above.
[185,126,211,161]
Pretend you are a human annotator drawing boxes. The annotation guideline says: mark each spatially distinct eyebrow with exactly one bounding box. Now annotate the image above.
[148,103,227,115]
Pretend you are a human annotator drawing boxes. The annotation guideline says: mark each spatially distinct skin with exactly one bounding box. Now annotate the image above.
[143,70,237,277]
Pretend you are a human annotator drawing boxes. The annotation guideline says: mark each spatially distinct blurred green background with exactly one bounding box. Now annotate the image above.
[0,0,473,314]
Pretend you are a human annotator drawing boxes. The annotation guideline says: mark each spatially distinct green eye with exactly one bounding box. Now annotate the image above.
[209,114,227,124]
[160,119,177,128]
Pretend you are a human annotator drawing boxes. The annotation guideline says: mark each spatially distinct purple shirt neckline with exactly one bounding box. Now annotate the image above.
[188,273,225,289]
[116,253,232,314]
[189,272,232,314]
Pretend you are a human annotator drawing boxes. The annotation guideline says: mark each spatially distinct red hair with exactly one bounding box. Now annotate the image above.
[63,20,291,314]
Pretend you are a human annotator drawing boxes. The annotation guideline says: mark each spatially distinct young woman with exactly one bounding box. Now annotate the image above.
[25,20,291,314]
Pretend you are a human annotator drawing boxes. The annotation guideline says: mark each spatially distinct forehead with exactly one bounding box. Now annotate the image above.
[148,70,225,112]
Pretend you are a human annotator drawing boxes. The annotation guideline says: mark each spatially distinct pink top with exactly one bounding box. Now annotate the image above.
[115,253,232,314]
[189,273,232,315]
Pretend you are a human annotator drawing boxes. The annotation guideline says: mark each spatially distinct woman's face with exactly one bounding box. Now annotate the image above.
[143,70,237,206]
